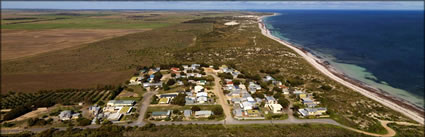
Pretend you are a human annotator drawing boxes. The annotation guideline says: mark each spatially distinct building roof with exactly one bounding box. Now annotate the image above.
[242,102,253,110]
[233,108,243,117]
[130,77,138,81]
[195,110,213,116]
[160,93,178,98]
[265,96,276,101]
[194,85,204,92]
[59,110,72,119]
[107,113,123,121]
[152,110,171,116]
[159,98,170,104]
[184,110,192,117]
[197,96,208,102]
[196,92,208,97]
[268,104,283,110]
[108,100,135,105]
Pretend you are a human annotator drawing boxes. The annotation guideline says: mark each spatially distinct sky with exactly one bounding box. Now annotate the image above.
[1,1,424,10]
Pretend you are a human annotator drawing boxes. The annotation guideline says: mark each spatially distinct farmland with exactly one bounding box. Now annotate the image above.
[1,10,248,93]
[1,89,112,109]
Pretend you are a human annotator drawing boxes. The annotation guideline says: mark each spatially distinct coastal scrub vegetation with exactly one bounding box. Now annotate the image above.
[1,11,421,134]
[4,124,370,137]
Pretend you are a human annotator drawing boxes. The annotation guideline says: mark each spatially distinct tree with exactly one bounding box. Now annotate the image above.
[153,72,163,82]
[163,83,170,91]
[97,101,105,106]
[320,85,332,91]
[191,106,201,112]
[233,80,241,86]
[77,117,92,126]
[167,79,176,86]
[278,97,290,108]
[273,92,282,99]
[212,106,223,116]
[252,92,264,99]
[27,118,36,126]
[173,109,179,114]
[171,94,186,106]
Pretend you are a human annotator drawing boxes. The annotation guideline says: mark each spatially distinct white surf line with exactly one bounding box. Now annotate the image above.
[257,14,424,125]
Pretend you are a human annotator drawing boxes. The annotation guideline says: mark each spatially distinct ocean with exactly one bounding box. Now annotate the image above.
[261,10,424,108]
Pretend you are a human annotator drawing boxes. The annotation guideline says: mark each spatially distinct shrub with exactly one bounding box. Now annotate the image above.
[191,106,201,112]
[77,117,92,126]
[212,106,223,116]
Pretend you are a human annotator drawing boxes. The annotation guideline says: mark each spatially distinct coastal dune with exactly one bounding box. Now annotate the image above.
[258,14,424,125]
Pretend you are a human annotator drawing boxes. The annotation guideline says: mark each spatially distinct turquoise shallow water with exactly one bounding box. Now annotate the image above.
[260,10,424,108]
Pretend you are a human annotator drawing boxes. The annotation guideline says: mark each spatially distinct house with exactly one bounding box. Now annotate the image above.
[196,92,208,97]
[107,113,123,121]
[241,102,253,110]
[302,98,316,108]
[170,67,180,73]
[197,80,207,85]
[159,93,179,99]
[71,113,80,119]
[293,90,303,94]
[185,97,195,105]
[233,108,243,118]
[265,96,277,104]
[266,104,283,113]
[194,110,213,118]
[182,65,189,70]
[298,107,327,117]
[59,110,72,120]
[184,110,192,118]
[298,93,307,99]
[143,82,163,88]
[129,76,142,85]
[264,75,275,81]
[107,100,135,107]
[248,82,261,94]
[151,110,172,119]
[246,97,255,103]
[89,106,101,116]
[246,110,261,117]
[191,64,201,70]
[177,81,184,86]
[231,98,241,104]
[197,96,208,104]
[195,73,202,78]
[103,106,117,112]
[158,98,170,104]
[194,85,204,93]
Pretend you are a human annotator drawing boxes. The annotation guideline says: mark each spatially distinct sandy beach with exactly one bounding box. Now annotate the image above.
[257,13,424,125]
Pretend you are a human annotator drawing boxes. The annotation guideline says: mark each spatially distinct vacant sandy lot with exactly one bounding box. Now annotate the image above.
[1,71,133,93]
[1,29,148,60]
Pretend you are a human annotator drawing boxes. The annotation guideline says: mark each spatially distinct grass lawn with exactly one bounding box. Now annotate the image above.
[119,107,131,114]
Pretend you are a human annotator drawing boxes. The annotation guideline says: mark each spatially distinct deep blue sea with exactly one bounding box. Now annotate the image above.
[260,10,424,108]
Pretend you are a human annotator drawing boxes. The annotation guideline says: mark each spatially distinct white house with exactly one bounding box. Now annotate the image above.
[265,96,277,104]
[266,104,283,113]
[194,85,204,93]
[107,100,135,107]
[59,110,72,121]
[195,110,213,118]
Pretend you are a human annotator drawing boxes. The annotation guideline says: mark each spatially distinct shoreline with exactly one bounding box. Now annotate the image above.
[257,13,424,124]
